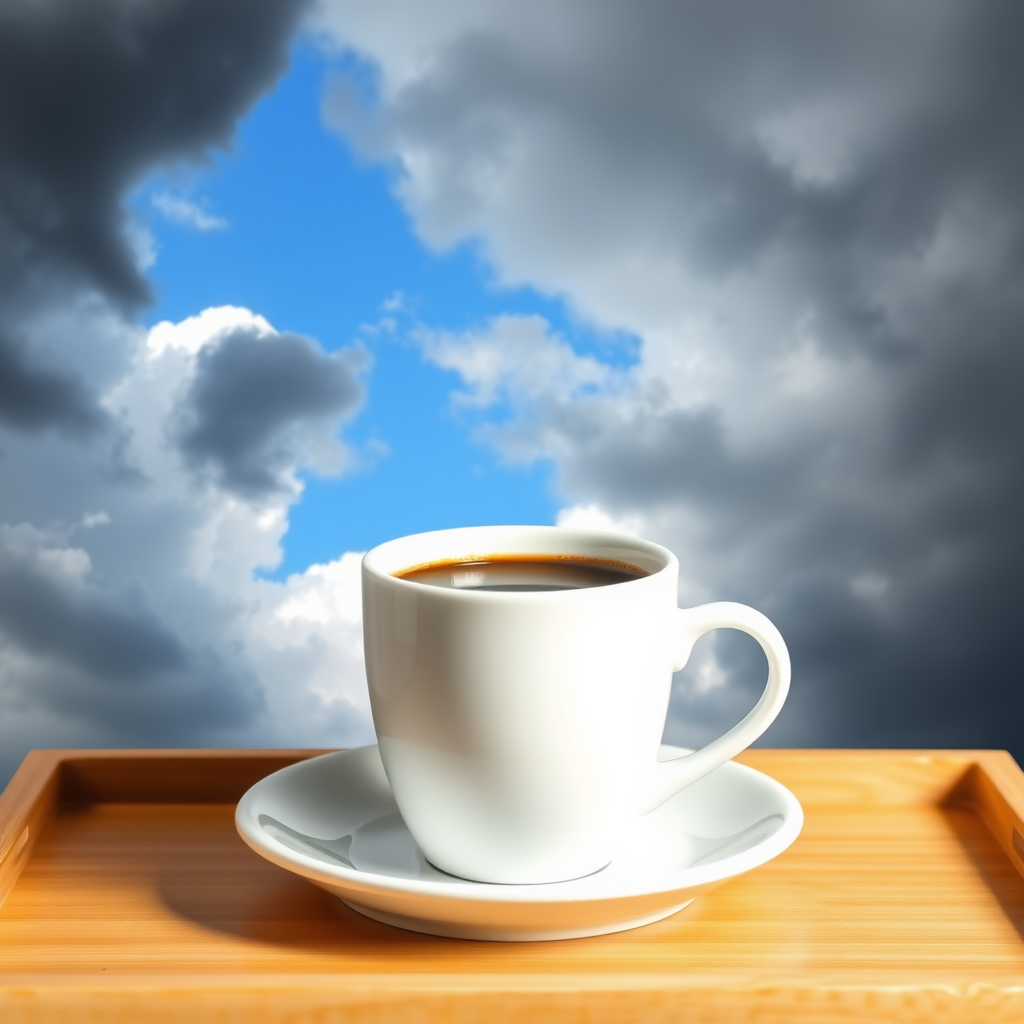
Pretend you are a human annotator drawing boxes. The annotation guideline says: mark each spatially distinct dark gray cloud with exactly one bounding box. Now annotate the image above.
[326,0,1024,355]
[0,0,306,304]
[531,280,1024,757]
[0,531,184,680]
[176,326,365,498]
[0,329,105,434]
[0,527,263,755]
[0,0,307,434]
[322,1,1024,759]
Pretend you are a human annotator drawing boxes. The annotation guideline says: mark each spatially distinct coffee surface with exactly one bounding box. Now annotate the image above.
[395,555,648,592]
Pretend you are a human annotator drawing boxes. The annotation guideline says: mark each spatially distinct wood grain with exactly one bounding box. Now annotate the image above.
[2,749,1024,1022]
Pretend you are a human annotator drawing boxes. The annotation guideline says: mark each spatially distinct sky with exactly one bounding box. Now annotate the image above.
[1,0,1022,785]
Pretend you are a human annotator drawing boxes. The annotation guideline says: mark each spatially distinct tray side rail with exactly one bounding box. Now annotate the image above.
[0,748,330,908]
[4,747,1024,908]
[943,749,1024,882]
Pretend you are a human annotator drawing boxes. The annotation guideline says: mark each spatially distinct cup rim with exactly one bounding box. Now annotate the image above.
[362,524,676,597]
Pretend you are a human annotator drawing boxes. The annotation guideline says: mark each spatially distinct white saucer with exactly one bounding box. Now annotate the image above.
[235,744,802,941]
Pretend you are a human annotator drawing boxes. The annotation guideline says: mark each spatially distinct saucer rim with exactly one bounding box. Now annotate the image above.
[235,745,803,905]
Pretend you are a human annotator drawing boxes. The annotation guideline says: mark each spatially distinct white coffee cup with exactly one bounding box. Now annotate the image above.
[362,525,790,885]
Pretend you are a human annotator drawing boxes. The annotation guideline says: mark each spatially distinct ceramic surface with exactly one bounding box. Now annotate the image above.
[362,525,792,883]
[235,745,803,941]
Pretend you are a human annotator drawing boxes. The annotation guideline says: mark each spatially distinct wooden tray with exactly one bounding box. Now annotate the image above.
[2,748,1024,1023]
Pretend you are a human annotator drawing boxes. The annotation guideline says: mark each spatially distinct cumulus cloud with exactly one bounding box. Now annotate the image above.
[170,314,366,499]
[319,0,1024,755]
[0,0,378,785]
[0,306,375,780]
[0,0,308,444]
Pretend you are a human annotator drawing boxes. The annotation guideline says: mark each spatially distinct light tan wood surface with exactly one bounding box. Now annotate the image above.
[2,748,1023,1022]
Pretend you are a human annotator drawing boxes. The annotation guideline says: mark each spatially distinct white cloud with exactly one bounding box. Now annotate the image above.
[420,315,611,408]
[555,503,642,537]
[0,302,375,779]
[152,191,229,231]
[147,305,274,357]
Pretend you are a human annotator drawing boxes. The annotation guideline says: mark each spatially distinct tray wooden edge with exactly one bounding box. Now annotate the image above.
[946,749,1024,880]
[2,747,1023,911]
[0,748,332,908]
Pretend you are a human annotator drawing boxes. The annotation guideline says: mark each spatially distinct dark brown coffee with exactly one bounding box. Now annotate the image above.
[395,555,648,592]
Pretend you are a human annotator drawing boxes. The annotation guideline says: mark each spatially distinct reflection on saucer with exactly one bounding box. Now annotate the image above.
[258,808,786,880]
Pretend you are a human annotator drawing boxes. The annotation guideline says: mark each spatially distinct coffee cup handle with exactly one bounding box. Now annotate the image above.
[640,601,791,814]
